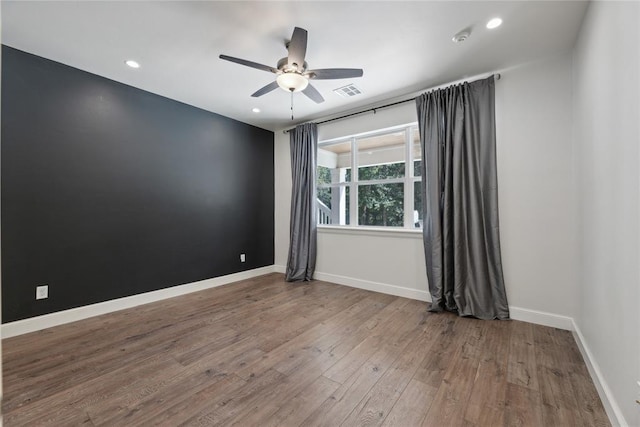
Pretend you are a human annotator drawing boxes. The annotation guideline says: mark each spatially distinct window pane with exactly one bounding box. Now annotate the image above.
[358,183,404,227]
[413,181,423,228]
[357,131,405,179]
[413,128,422,177]
[317,185,349,225]
[318,141,352,182]
[317,166,331,185]
[345,186,350,225]
[359,163,405,180]
[317,185,332,208]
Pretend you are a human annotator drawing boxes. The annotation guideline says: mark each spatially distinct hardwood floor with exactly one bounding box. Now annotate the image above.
[2,273,609,426]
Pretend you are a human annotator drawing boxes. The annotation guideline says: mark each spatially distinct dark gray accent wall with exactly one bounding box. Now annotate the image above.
[1,46,274,323]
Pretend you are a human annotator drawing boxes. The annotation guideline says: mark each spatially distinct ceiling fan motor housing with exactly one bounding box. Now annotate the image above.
[277,57,307,74]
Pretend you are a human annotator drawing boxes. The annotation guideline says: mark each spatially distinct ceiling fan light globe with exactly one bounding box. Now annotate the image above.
[276,72,309,92]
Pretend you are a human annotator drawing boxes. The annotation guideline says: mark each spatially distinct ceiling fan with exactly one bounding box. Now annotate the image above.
[219,27,363,104]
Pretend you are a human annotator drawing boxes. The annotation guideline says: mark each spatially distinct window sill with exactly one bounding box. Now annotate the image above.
[317,225,423,239]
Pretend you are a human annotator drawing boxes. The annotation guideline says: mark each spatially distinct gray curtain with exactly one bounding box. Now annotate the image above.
[286,123,318,281]
[416,76,509,320]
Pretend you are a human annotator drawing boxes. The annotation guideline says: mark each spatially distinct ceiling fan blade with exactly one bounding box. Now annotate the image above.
[307,68,364,80]
[287,27,308,70]
[219,55,278,74]
[251,81,279,97]
[302,83,324,104]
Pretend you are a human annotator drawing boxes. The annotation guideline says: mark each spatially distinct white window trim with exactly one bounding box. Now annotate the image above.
[318,224,423,239]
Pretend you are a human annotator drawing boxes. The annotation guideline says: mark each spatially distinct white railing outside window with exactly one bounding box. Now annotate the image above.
[317,199,332,225]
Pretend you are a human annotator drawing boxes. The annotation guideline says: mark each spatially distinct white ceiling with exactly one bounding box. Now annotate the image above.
[2,1,588,131]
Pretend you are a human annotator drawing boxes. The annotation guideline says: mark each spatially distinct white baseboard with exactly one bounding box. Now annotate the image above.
[2,266,276,338]
[313,271,431,302]
[509,306,574,330]
[571,320,627,427]
[275,264,431,301]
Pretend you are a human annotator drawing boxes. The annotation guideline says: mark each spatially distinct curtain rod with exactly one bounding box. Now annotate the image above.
[283,73,500,134]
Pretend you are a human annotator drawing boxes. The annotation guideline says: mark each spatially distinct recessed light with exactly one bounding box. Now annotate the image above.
[252,107,261,113]
[486,18,502,29]
[125,60,140,69]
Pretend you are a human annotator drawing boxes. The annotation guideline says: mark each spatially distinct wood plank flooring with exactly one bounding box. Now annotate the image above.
[2,273,609,426]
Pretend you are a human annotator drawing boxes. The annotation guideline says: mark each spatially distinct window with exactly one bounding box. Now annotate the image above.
[317,124,422,229]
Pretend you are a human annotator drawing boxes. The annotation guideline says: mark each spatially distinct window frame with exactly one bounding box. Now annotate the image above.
[317,123,422,229]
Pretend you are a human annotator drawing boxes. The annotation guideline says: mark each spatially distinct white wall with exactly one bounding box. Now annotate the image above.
[275,52,579,325]
[496,53,578,320]
[274,130,292,269]
[573,2,640,425]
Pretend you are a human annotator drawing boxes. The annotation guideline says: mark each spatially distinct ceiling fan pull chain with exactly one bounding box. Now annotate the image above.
[290,89,294,120]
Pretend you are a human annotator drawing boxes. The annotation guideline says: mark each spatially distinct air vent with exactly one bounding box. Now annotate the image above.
[333,84,362,98]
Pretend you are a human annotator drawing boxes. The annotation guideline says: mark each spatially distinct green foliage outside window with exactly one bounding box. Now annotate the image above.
[358,182,404,226]
[358,163,404,180]
[317,166,332,208]
[358,163,404,227]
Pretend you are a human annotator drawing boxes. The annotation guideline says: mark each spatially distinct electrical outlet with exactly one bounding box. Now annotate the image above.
[36,285,49,300]
[240,253,246,263]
